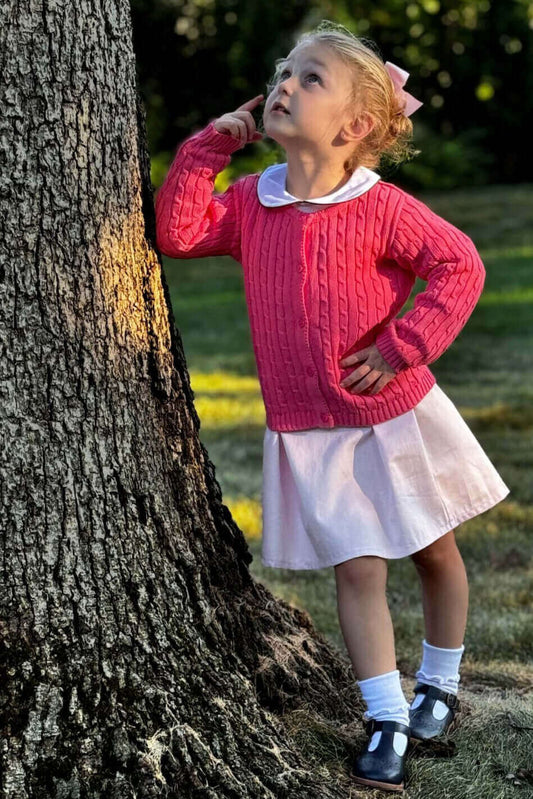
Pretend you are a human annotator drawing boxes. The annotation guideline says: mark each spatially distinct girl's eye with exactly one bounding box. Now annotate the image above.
[279,70,321,84]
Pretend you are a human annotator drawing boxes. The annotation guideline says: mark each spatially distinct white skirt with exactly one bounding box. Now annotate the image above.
[261,383,510,570]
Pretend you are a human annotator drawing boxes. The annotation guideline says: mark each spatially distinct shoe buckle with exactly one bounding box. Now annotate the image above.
[445,691,458,709]
[415,682,459,710]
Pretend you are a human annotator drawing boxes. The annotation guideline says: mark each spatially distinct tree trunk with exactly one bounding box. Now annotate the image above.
[0,2,362,796]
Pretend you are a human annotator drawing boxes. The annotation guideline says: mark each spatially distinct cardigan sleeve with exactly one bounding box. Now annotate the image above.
[155,121,246,263]
[375,192,486,373]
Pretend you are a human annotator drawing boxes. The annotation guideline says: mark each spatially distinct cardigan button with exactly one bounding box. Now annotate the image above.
[321,412,330,423]
[306,366,314,377]
[298,264,304,273]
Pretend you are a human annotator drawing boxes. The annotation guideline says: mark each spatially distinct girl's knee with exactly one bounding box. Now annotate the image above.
[410,529,459,571]
[334,554,387,589]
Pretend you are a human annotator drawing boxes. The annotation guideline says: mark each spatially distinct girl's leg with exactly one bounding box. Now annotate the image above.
[410,529,468,705]
[334,556,410,731]
[410,529,469,648]
[334,555,395,679]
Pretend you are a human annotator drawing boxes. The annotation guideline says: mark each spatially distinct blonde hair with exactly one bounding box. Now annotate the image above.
[264,20,421,173]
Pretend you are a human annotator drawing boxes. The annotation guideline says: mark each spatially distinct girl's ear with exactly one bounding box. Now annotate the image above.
[342,112,374,142]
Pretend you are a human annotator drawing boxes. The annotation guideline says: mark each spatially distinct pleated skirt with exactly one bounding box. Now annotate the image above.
[261,383,510,570]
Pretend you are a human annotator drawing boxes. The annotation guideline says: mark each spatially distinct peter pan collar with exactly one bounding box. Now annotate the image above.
[257,162,381,207]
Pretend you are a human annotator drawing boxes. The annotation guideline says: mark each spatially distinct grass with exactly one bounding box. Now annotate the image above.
[161,183,533,797]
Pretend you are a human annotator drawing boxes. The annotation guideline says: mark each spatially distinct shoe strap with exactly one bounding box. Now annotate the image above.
[365,718,411,737]
[414,682,460,709]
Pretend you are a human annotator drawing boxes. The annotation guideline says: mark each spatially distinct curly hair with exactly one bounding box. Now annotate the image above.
[264,19,421,173]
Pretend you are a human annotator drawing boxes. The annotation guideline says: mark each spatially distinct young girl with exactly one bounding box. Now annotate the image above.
[155,20,510,793]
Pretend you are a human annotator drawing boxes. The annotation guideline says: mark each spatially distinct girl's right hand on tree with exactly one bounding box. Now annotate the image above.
[212,95,265,146]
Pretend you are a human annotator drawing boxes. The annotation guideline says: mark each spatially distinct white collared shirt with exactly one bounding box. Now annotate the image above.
[257,161,381,208]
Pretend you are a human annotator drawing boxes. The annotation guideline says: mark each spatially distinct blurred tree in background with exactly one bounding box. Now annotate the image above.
[132,0,533,190]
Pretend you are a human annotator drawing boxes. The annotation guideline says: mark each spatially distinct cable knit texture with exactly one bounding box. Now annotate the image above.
[155,121,486,431]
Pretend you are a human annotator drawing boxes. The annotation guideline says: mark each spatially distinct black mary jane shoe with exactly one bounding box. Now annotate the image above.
[409,682,461,744]
[351,718,411,792]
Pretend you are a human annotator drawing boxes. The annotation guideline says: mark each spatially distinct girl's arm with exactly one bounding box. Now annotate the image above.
[375,192,486,372]
[155,121,246,262]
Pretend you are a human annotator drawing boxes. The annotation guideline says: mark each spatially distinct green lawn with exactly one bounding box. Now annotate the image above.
[161,183,533,797]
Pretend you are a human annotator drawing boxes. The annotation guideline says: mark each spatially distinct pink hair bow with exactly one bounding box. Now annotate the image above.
[384,61,423,117]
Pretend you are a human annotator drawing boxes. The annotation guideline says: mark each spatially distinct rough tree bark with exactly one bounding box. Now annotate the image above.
[0,2,364,796]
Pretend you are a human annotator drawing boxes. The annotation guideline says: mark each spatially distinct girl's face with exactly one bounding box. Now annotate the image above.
[263,42,356,151]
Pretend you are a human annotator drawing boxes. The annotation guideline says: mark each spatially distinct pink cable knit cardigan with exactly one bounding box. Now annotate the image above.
[155,121,486,431]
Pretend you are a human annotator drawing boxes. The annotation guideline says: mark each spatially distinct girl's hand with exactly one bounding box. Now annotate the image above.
[339,343,397,395]
[212,95,265,146]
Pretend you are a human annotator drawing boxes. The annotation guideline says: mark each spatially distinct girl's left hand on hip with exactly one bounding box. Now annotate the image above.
[338,343,397,395]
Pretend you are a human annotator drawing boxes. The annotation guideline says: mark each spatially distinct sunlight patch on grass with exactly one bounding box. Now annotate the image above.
[194,396,266,429]
[189,370,266,429]
[225,495,262,540]
[190,370,260,394]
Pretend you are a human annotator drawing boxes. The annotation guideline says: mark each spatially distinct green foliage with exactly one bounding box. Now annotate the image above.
[150,149,176,191]
[215,139,287,191]
[387,124,495,190]
[138,0,533,191]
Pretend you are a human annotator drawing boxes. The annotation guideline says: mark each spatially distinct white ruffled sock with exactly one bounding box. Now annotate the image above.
[357,669,410,756]
[412,638,465,720]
